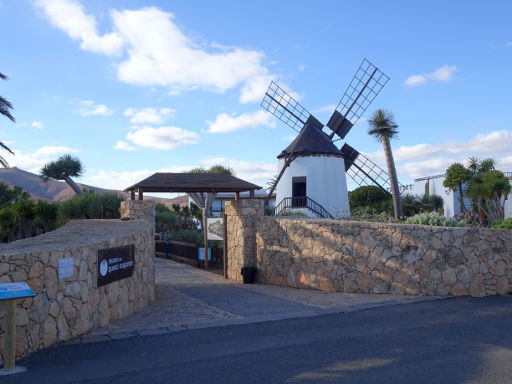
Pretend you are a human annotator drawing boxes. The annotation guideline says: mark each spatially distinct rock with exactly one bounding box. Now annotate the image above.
[43,317,57,347]
[65,281,81,300]
[496,277,509,295]
[44,267,58,299]
[29,293,50,323]
[470,274,486,297]
[496,260,506,277]
[27,277,44,294]
[29,261,44,278]
[442,268,457,286]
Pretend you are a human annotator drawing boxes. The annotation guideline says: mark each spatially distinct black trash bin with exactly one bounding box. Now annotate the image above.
[241,266,257,284]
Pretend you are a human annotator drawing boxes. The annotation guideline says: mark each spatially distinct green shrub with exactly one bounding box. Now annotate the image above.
[33,201,59,232]
[349,186,390,210]
[165,229,204,244]
[58,190,123,221]
[0,205,18,241]
[277,209,307,217]
[491,218,512,229]
[404,212,463,227]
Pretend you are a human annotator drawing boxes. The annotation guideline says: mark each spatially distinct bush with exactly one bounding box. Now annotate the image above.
[347,207,395,223]
[491,218,512,229]
[33,201,59,232]
[404,212,463,227]
[277,209,307,217]
[349,186,390,210]
[165,229,204,244]
[58,190,123,221]
[401,193,444,217]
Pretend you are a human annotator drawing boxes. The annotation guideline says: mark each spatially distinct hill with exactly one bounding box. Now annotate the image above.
[0,167,176,208]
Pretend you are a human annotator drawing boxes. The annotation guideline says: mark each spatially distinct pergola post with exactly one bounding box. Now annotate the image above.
[130,190,135,200]
[235,192,240,200]
[203,208,208,270]
[138,188,144,201]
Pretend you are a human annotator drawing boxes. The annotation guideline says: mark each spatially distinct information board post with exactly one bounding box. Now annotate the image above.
[0,282,35,376]
[203,209,208,270]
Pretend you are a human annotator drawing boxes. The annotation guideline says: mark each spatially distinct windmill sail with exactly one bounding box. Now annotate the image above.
[342,143,404,194]
[327,59,389,140]
[261,81,311,133]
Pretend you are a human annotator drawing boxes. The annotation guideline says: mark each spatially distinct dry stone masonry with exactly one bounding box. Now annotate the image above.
[120,200,155,223]
[225,199,264,282]
[226,199,512,297]
[0,217,155,364]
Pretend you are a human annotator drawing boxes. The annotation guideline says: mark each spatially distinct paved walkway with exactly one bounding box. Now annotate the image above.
[75,258,440,343]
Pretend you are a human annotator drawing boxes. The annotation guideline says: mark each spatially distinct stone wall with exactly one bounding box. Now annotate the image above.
[225,199,264,282]
[120,200,155,223]
[0,219,155,364]
[254,218,512,297]
[224,199,512,297]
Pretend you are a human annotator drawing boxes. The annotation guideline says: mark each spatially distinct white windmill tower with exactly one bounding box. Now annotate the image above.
[262,59,400,218]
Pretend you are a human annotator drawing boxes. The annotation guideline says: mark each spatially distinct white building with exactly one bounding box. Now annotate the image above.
[411,173,512,219]
[275,124,350,218]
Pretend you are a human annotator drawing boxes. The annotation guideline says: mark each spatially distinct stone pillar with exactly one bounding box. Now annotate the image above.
[120,200,155,229]
[224,199,264,282]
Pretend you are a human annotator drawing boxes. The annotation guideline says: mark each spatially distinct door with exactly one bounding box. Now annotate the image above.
[292,177,306,207]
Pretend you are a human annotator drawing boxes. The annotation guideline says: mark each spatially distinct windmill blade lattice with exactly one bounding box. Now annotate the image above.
[342,143,404,195]
[261,81,311,133]
[327,59,389,140]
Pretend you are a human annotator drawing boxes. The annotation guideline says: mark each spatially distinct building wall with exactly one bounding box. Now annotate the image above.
[226,199,512,298]
[0,208,155,364]
[412,176,512,219]
[276,155,350,217]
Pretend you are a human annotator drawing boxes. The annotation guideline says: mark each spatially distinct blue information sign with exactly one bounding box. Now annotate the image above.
[198,248,212,261]
[0,282,36,300]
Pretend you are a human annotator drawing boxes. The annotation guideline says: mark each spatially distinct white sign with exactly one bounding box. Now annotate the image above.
[58,257,74,279]
[0,282,35,300]
[207,218,224,241]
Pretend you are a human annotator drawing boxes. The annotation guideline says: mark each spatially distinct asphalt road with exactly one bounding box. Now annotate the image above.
[6,296,512,384]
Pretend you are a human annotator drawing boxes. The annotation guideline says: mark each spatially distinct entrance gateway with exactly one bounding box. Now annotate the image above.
[124,172,261,276]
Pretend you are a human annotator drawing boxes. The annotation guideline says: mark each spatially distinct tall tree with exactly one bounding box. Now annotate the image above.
[187,165,235,221]
[443,163,472,214]
[367,109,402,219]
[0,72,15,167]
[40,154,84,195]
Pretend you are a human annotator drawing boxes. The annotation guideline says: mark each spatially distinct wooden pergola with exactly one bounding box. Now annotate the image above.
[125,173,261,273]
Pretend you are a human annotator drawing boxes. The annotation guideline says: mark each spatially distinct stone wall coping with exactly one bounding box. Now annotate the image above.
[265,216,511,234]
[0,219,151,255]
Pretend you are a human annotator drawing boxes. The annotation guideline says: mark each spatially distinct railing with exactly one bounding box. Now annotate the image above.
[273,196,334,219]
[155,240,223,268]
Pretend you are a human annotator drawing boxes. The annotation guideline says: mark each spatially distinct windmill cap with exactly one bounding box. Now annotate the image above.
[278,124,344,159]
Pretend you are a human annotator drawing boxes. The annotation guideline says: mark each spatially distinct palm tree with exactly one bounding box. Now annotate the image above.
[40,154,84,195]
[368,109,402,219]
[0,72,15,167]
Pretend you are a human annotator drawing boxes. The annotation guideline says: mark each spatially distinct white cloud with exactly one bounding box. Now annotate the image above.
[364,130,512,180]
[82,165,194,190]
[74,100,114,116]
[124,126,199,150]
[207,110,275,134]
[404,65,457,87]
[114,140,136,151]
[36,1,274,103]
[507,42,512,47]
[31,121,44,129]
[124,107,175,125]
[35,0,123,55]
[82,157,275,191]
[3,146,80,173]
[201,157,276,186]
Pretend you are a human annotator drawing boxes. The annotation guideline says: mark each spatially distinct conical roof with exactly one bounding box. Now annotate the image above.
[277,124,344,159]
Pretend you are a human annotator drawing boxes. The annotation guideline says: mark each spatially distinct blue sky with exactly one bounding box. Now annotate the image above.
[1,0,511,191]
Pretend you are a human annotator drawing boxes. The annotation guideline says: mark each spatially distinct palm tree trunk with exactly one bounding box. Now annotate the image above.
[382,136,402,219]
[64,176,83,195]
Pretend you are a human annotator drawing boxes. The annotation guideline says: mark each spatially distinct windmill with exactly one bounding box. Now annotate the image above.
[262,58,400,218]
